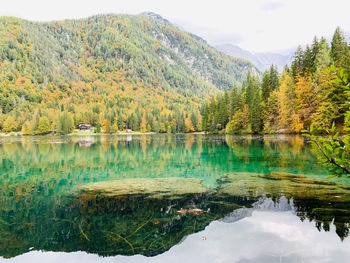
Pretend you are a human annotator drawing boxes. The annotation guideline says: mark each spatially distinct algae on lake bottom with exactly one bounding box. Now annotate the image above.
[80,177,209,198]
[217,171,350,201]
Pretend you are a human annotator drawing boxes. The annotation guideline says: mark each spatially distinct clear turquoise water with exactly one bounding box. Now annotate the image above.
[0,134,331,189]
[0,134,349,262]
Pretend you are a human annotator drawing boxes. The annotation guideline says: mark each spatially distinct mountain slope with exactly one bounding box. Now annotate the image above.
[0,13,258,133]
[216,43,294,71]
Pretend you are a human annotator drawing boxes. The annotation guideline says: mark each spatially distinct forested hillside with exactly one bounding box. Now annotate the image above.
[0,13,258,134]
[203,27,350,134]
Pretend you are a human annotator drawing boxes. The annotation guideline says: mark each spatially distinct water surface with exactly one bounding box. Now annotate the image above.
[0,135,349,262]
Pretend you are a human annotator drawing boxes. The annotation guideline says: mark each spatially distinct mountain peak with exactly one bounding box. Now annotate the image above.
[140,12,171,25]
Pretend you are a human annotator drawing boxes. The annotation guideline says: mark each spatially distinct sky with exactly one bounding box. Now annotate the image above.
[4,211,350,262]
[1,0,350,53]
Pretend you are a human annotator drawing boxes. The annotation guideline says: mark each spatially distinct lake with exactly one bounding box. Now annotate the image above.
[0,134,349,263]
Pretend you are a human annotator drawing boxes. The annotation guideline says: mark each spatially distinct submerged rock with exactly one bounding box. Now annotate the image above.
[217,172,350,202]
[80,177,209,198]
[261,171,336,186]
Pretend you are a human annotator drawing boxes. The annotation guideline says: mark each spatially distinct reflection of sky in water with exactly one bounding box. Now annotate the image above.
[1,135,349,261]
[3,211,349,263]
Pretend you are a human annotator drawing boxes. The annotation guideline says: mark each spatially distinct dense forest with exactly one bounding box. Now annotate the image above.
[202,27,350,134]
[0,13,258,135]
[1,13,348,136]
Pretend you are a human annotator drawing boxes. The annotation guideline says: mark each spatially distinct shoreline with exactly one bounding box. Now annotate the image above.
[1,131,343,137]
[0,131,207,137]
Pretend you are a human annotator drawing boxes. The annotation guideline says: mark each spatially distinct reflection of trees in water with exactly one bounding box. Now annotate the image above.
[224,135,324,175]
[0,135,349,258]
[0,190,254,258]
[295,197,350,240]
[0,135,345,204]
[0,135,321,189]
[217,171,350,241]
[0,184,349,259]
[0,135,230,192]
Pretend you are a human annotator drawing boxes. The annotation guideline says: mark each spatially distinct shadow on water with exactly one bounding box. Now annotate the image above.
[0,134,349,259]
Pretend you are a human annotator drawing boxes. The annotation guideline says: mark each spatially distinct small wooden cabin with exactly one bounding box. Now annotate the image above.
[78,124,92,131]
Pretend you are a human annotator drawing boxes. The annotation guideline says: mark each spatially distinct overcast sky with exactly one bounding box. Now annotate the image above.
[1,0,349,53]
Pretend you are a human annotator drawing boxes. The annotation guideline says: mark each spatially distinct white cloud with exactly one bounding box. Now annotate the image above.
[0,0,349,52]
[4,211,350,263]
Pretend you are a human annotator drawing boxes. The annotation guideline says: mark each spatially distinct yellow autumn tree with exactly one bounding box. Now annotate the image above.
[3,116,18,132]
[21,121,32,135]
[140,111,148,133]
[113,122,119,132]
[185,118,195,132]
[37,116,50,135]
[102,119,111,133]
[292,75,315,131]
[290,114,304,133]
[310,67,339,132]
[278,72,296,130]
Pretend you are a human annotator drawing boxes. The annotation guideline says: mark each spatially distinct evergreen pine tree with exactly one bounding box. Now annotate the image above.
[302,45,313,73]
[261,71,271,101]
[291,46,304,78]
[269,65,279,93]
[311,36,320,73]
[314,38,331,75]
[330,27,349,68]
